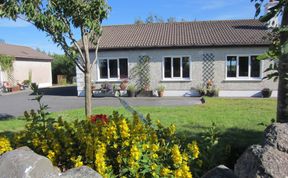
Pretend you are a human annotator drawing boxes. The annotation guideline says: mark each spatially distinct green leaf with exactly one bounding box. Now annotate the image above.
[282,41,288,54]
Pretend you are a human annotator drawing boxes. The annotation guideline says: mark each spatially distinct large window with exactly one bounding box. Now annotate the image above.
[226,55,261,79]
[164,56,190,79]
[99,58,128,80]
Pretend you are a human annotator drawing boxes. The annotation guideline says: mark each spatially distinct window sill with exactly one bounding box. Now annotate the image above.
[224,78,262,82]
[161,79,192,82]
[94,80,123,83]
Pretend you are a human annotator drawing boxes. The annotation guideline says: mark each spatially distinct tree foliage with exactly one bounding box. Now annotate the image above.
[0,54,14,72]
[135,15,184,24]
[52,54,76,84]
[0,0,110,116]
[252,0,288,122]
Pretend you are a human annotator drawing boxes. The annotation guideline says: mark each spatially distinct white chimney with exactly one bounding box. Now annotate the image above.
[265,0,279,28]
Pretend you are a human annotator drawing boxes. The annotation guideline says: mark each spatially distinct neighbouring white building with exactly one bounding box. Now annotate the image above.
[0,43,53,88]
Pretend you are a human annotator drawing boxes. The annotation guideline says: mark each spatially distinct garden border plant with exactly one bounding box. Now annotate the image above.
[4,84,206,177]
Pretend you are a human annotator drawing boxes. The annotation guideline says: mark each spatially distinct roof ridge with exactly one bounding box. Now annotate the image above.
[102,19,261,28]
[0,43,35,50]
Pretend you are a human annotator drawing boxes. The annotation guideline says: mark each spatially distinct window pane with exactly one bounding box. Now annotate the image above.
[239,56,249,77]
[251,56,260,78]
[119,58,128,79]
[227,56,237,77]
[99,59,108,79]
[109,59,118,78]
[164,57,171,78]
[182,57,190,78]
[173,57,181,77]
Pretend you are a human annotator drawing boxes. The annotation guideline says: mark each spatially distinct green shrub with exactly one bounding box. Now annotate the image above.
[196,81,219,97]
[11,88,202,177]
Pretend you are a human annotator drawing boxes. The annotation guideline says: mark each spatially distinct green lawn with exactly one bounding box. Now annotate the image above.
[0,98,276,138]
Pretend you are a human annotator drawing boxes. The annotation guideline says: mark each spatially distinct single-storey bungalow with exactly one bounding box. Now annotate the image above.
[76,19,277,97]
[0,43,53,88]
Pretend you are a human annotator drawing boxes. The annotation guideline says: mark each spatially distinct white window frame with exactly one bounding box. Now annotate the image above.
[162,56,192,81]
[225,54,263,81]
[97,57,129,81]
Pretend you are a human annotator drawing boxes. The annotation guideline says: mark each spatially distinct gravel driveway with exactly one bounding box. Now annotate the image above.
[0,86,201,118]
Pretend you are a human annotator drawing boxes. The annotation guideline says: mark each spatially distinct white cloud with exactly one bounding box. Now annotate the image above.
[0,18,31,27]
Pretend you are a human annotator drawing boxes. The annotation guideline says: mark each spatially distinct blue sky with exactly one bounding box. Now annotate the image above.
[0,0,262,54]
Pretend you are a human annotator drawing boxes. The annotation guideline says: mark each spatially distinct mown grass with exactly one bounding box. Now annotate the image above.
[0,97,276,137]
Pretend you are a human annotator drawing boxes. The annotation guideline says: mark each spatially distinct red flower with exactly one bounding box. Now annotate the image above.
[90,114,109,124]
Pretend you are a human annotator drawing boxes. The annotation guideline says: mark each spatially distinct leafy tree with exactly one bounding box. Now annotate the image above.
[52,54,76,84]
[252,0,288,122]
[0,0,110,116]
[134,15,184,24]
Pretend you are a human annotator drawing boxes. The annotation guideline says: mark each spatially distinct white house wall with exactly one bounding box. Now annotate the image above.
[13,59,52,88]
[77,47,278,97]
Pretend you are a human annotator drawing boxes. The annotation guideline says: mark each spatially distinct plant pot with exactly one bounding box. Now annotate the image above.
[127,90,136,97]
[158,91,164,97]
[261,88,272,98]
[120,82,128,90]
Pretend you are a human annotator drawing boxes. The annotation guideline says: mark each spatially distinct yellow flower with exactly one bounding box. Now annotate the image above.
[174,169,183,177]
[113,143,118,149]
[151,163,157,170]
[188,141,200,159]
[123,140,130,147]
[106,121,118,140]
[47,150,55,162]
[71,156,83,168]
[181,164,193,178]
[171,145,182,165]
[128,158,139,170]
[151,144,159,152]
[0,137,12,155]
[95,142,107,175]
[130,145,141,161]
[117,155,122,164]
[32,138,39,147]
[161,167,172,176]
[143,144,150,150]
[182,152,189,162]
[119,119,130,138]
[168,124,176,135]
[151,153,158,159]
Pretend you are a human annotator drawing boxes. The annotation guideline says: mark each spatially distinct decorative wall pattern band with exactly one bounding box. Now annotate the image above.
[202,53,215,84]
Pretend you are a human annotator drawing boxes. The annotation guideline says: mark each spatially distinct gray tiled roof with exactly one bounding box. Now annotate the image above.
[85,19,270,50]
[0,43,53,60]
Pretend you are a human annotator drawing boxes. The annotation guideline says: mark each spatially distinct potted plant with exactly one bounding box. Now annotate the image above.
[127,84,136,97]
[261,88,272,98]
[120,79,129,90]
[157,84,165,97]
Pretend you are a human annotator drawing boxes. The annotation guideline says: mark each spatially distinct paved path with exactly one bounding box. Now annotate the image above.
[0,86,201,118]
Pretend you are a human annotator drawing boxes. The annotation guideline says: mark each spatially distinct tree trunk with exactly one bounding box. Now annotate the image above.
[82,31,92,117]
[84,66,92,117]
[277,6,288,122]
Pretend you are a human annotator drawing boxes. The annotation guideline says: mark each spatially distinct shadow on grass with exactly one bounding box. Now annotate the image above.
[176,125,264,176]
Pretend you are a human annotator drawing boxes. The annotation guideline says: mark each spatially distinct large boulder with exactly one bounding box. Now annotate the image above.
[264,123,288,153]
[0,146,60,178]
[234,123,288,178]
[201,165,237,178]
[60,166,102,178]
[0,147,102,178]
